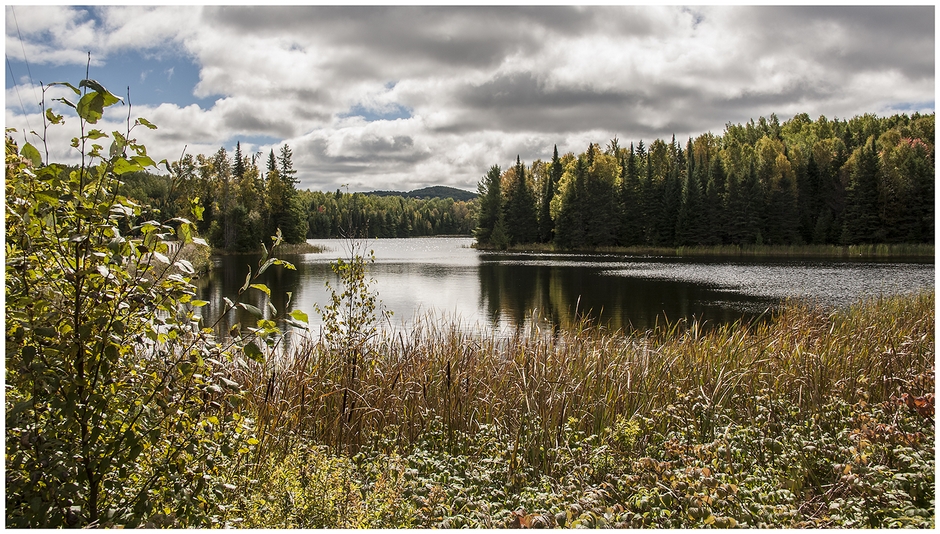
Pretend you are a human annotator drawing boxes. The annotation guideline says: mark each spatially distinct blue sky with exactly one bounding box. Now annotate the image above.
[5,5,935,192]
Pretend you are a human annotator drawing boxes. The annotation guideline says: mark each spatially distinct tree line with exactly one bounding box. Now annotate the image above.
[121,142,308,251]
[120,146,477,251]
[475,112,934,249]
[303,190,476,238]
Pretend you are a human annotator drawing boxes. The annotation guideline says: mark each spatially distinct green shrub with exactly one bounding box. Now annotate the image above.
[5,80,258,527]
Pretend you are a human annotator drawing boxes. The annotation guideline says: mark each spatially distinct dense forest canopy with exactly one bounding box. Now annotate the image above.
[476,112,935,249]
[118,111,933,252]
[119,145,477,250]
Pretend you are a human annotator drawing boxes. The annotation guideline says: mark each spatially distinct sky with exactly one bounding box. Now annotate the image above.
[4,4,936,193]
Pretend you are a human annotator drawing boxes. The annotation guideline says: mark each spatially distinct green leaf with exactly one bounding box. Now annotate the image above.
[289,309,309,324]
[249,283,271,297]
[136,117,157,129]
[132,155,156,168]
[80,79,122,103]
[7,398,35,419]
[242,342,265,364]
[176,223,193,244]
[191,299,209,307]
[76,83,122,124]
[239,270,251,293]
[20,143,41,167]
[85,129,108,140]
[45,107,64,125]
[113,157,143,175]
[76,92,105,124]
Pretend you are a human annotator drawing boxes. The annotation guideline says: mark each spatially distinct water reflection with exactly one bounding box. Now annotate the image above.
[193,238,934,337]
[477,255,773,332]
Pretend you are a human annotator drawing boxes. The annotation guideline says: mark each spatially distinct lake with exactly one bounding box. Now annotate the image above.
[193,237,935,337]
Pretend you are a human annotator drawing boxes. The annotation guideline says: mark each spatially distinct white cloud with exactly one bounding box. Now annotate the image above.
[5,5,934,193]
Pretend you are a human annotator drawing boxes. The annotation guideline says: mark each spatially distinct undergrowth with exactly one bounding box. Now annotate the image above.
[228,291,934,528]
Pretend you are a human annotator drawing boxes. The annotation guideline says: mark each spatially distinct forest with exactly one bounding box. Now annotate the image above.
[476,112,935,250]
[120,146,476,251]
[118,111,933,253]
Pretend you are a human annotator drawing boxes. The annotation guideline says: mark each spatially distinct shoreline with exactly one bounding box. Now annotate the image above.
[473,241,936,260]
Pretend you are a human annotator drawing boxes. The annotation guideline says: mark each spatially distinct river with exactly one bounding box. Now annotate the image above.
[193,237,935,337]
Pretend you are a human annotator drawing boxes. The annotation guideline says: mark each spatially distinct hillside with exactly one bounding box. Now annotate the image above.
[367,185,477,202]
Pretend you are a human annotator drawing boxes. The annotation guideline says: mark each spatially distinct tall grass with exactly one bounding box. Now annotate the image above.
[238,290,934,477]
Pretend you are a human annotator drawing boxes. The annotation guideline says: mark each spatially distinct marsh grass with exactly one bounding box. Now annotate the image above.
[224,290,934,527]
[241,291,933,466]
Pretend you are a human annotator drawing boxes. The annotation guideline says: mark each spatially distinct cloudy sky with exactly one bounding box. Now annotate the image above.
[5,4,935,193]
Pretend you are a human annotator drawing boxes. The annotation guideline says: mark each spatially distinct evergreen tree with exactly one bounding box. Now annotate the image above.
[905,140,935,242]
[800,153,821,243]
[538,152,556,243]
[474,165,502,245]
[618,145,643,246]
[675,167,705,246]
[707,154,727,244]
[743,161,765,244]
[657,166,682,246]
[703,173,721,245]
[842,140,882,244]
[278,144,298,187]
[233,141,246,180]
[724,169,746,244]
[504,156,539,245]
[640,152,658,244]
[267,149,277,173]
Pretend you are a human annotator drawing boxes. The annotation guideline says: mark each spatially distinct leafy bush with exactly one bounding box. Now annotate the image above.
[4,80,257,527]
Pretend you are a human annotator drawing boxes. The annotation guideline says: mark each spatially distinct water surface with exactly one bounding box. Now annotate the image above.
[193,237,934,336]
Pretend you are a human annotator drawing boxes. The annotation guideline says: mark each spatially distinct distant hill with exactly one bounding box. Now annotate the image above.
[367,186,477,202]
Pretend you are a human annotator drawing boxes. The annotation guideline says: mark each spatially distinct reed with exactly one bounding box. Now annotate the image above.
[239,290,934,477]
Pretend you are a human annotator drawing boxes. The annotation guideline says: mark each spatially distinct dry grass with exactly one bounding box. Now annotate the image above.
[234,290,934,477]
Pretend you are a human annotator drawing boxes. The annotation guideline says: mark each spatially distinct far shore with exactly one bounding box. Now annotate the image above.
[473,241,936,260]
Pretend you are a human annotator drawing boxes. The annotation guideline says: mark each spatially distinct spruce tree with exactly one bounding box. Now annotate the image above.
[504,156,539,245]
[474,165,502,245]
[278,144,298,187]
[233,141,246,180]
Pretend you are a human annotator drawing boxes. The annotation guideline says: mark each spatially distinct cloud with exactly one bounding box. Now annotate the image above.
[4,5,934,193]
